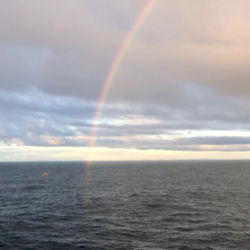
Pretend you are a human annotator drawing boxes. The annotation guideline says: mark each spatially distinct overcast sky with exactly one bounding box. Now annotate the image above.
[1,0,250,161]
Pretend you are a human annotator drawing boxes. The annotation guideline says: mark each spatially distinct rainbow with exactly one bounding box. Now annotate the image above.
[85,0,158,166]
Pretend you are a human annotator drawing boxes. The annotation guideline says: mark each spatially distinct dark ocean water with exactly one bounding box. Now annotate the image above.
[1,161,250,249]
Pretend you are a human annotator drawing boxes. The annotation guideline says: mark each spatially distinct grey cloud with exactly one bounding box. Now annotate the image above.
[1,0,250,103]
[94,136,250,151]
[1,87,250,149]
[0,90,94,145]
[0,0,126,99]
[0,89,94,117]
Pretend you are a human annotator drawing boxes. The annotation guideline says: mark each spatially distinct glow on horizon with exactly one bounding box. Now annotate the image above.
[85,0,158,165]
[1,146,250,162]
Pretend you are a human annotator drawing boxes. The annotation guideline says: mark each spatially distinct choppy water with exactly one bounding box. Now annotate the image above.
[1,161,250,249]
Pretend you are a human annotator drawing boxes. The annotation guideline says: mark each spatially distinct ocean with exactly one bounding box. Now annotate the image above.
[1,160,250,249]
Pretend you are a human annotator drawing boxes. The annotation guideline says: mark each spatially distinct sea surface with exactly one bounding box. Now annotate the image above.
[1,161,250,249]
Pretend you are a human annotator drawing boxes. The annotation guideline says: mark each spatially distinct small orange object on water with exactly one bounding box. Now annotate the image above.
[39,171,50,178]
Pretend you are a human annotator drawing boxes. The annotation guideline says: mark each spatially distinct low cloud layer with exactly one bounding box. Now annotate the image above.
[0,87,249,152]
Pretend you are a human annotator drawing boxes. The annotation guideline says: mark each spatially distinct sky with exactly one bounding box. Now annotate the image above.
[1,0,250,161]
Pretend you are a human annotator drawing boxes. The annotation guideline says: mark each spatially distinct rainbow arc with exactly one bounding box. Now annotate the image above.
[85,0,158,166]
